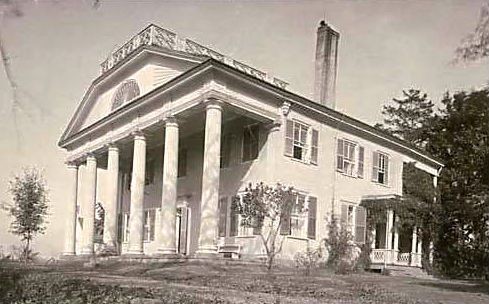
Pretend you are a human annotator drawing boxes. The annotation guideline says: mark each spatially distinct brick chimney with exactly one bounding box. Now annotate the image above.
[314,20,339,109]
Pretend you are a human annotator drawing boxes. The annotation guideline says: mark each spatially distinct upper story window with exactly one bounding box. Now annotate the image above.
[284,120,319,165]
[336,138,364,178]
[111,79,140,110]
[242,124,260,162]
[372,151,389,185]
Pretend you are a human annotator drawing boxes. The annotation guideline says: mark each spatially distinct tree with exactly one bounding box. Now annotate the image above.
[4,167,49,262]
[426,89,489,277]
[455,1,489,62]
[375,89,434,147]
[232,182,301,270]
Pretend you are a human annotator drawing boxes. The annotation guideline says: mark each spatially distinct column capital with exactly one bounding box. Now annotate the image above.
[65,161,79,169]
[165,116,179,128]
[204,97,223,111]
[265,119,282,133]
[86,153,97,162]
[131,130,146,141]
[104,142,119,152]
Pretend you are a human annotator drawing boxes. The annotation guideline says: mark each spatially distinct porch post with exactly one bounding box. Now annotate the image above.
[103,144,119,252]
[386,209,394,263]
[81,154,97,255]
[63,163,78,255]
[128,132,146,255]
[411,226,418,254]
[158,117,179,255]
[370,226,377,250]
[197,98,223,255]
[393,214,400,263]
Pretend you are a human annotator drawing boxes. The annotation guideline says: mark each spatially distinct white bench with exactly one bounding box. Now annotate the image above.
[217,243,242,259]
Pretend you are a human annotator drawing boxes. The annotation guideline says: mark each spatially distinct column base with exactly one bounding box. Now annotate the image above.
[157,248,177,255]
[195,245,218,258]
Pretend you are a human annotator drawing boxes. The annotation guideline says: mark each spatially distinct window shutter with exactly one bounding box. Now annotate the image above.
[218,197,228,237]
[284,119,294,157]
[337,138,344,171]
[229,199,239,236]
[372,151,379,181]
[355,206,367,244]
[117,213,123,243]
[384,156,389,185]
[280,207,291,235]
[307,197,317,239]
[357,146,365,178]
[311,129,319,165]
[340,203,348,228]
[220,135,230,168]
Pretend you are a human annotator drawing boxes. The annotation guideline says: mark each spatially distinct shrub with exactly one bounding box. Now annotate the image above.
[294,245,323,276]
[323,218,361,274]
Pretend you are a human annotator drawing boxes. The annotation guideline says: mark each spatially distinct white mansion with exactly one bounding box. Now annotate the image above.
[58,21,443,267]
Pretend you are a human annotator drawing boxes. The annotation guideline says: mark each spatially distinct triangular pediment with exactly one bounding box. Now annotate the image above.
[60,48,204,144]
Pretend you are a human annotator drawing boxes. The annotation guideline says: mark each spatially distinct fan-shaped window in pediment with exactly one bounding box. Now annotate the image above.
[111,79,140,110]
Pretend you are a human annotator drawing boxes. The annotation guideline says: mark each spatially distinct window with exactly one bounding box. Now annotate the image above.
[280,193,317,239]
[372,151,389,185]
[143,209,156,242]
[218,197,228,237]
[340,202,367,245]
[218,196,242,237]
[178,149,187,177]
[111,79,140,110]
[242,124,260,162]
[284,120,319,164]
[336,138,364,178]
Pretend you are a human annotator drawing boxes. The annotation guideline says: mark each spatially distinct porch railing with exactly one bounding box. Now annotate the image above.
[370,249,422,267]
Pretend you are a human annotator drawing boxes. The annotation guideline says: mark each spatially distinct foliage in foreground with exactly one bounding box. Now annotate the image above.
[324,218,362,274]
[233,182,299,270]
[3,167,49,263]
[0,262,226,304]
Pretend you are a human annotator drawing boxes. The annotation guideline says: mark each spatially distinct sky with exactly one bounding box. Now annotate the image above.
[0,0,487,257]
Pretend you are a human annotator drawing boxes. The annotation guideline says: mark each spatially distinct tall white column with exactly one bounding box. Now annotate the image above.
[411,226,418,254]
[158,117,179,254]
[386,210,394,250]
[63,163,78,255]
[128,132,146,255]
[81,155,97,255]
[371,227,377,250]
[197,99,222,255]
[103,144,119,252]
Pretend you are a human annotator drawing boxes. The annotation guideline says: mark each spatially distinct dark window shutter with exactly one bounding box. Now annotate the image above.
[280,208,291,235]
[337,138,344,171]
[311,129,319,165]
[253,217,263,235]
[340,203,348,228]
[307,197,317,239]
[284,119,294,157]
[355,206,367,244]
[384,155,389,185]
[372,151,379,181]
[149,210,156,241]
[218,197,228,237]
[229,201,239,237]
[357,146,365,178]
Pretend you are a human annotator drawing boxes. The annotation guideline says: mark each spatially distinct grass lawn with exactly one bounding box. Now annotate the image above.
[1,259,489,303]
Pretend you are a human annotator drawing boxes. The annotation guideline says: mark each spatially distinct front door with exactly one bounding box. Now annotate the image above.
[176,206,189,255]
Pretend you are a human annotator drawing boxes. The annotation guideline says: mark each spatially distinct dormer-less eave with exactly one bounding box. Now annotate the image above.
[60,58,444,173]
[209,60,444,172]
[58,45,207,145]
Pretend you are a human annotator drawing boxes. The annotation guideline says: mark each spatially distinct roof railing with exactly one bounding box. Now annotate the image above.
[100,24,288,89]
